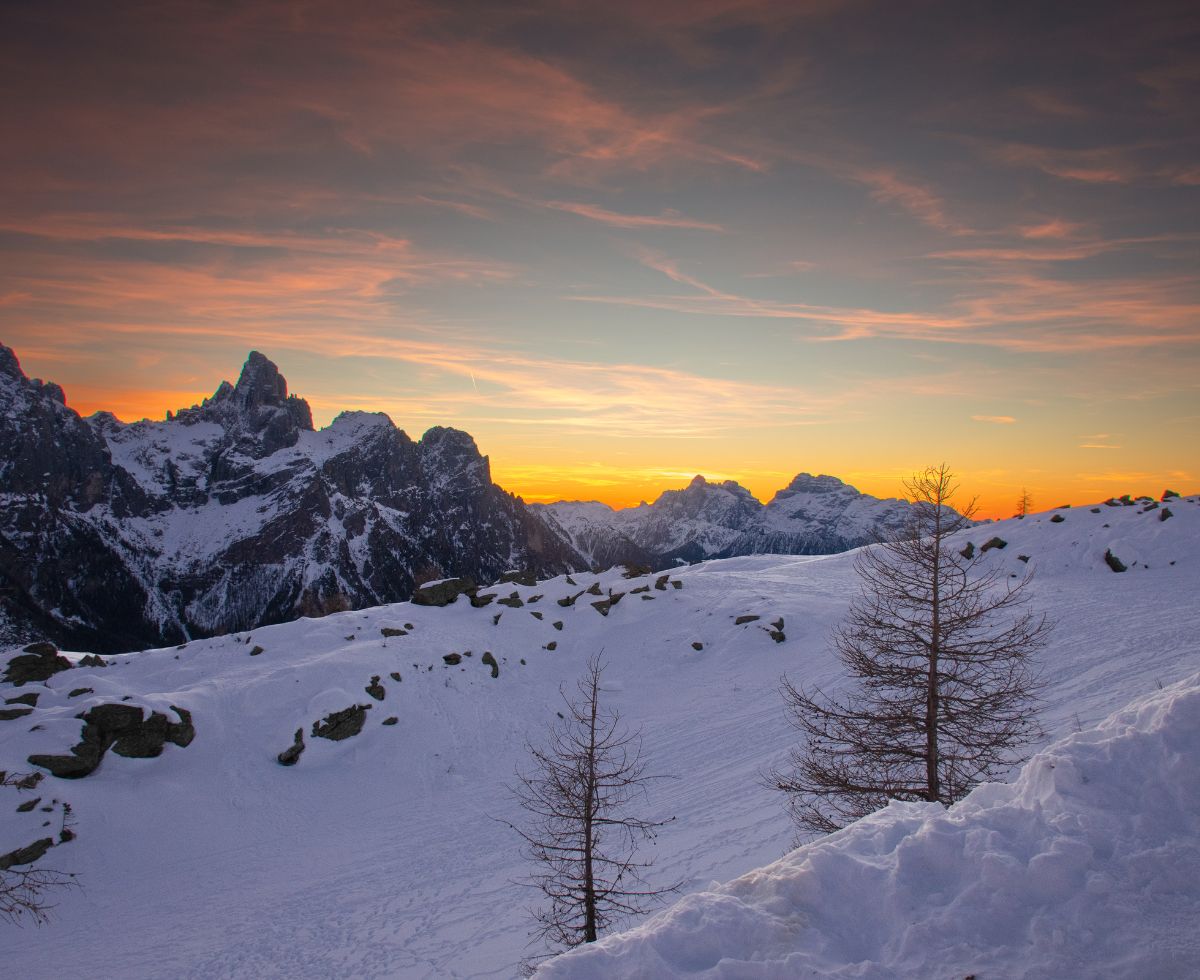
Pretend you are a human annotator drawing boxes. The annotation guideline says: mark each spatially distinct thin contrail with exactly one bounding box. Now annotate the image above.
[470,372,478,392]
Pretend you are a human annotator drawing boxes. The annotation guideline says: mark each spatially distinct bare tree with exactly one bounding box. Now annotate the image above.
[773,464,1050,837]
[1,771,78,925]
[1016,487,1034,518]
[508,654,676,964]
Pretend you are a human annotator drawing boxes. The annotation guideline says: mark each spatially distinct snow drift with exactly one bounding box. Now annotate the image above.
[538,673,1200,979]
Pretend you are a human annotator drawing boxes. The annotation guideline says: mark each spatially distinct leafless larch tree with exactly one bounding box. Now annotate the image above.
[774,464,1052,837]
[1,770,78,925]
[508,654,676,966]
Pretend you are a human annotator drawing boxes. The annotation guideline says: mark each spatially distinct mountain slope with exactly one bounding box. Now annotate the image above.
[1,495,1197,978]
[0,345,584,652]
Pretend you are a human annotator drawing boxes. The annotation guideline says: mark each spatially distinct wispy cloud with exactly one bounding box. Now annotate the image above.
[972,415,1016,424]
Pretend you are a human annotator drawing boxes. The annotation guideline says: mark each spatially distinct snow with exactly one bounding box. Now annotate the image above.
[1,497,1198,978]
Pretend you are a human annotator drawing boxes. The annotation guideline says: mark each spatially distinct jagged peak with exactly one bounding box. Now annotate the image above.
[783,472,849,492]
[0,341,22,380]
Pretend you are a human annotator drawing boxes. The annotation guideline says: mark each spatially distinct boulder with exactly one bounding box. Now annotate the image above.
[1104,549,1128,573]
[380,627,408,637]
[4,644,73,686]
[411,578,476,607]
[365,676,386,701]
[0,708,33,721]
[481,651,499,678]
[498,570,537,587]
[497,593,524,608]
[381,716,399,726]
[735,615,760,625]
[311,705,370,741]
[78,654,107,668]
[691,642,703,651]
[981,537,1007,553]
[4,692,39,707]
[277,728,305,766]
[443,653,462,666]
[469,593,497,608]
[0,837,54,871]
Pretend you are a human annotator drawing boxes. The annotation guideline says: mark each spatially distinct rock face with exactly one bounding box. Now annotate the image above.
[27,702,194,778]
[536,472,956,569]
[0,345,585,652]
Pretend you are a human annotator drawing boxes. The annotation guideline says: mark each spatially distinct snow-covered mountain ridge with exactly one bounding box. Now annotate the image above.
[2,495,1197,977]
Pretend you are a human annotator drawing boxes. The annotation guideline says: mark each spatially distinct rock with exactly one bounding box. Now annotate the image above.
[1091,508,1102,514]
[528,594,542,604]
[735,615,760,625]
[16,797,39,812]
[1162,489,1180,500]
[771,617,785,631]
[1104,549,1128,573]
[4,692,38,707]
[1160,508,1173,522]
[1050,514,1065,523]
[530,611,544,620]
[565,575,577,586]
[960,542,975,560]
[557,591,583,607]
[1017,555,1030,563]
[27,744,104,779]
[0,837,54,871]
[481,651,499,678]
[277,728,305,766]
[498,569,537,587]
[641,594,654,600]
[655,575,670,591]
[78,654,107,668]
[981,537,1007,553]
[591,599,613,616]
[552,621,563,631]
[586,582,603,596]
[111,711,172,758]
[470,593,497,608]
[68,688,93,698]
[365,676,386,701]
[390,671,402,682]
[691,642,703,651]
[443,653,462,665]
[492,613,502,626]
[311,705,370,741]
[497,592,524,608]
[1141,501,1159,513]
[4,644,73,686]
[621,563,651,579]
[380,627,408,637]
[671,580,683,590]
[411,578,477,607]
[768,630,786,643]
[630,585,649,594]
[249,645,264,656]
[544,641,557,652]
[167,705,196,747]
[0,708,33,721]
[382,716,399,726]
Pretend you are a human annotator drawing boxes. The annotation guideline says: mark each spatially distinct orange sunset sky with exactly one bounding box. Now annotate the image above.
[2,1,1197,516]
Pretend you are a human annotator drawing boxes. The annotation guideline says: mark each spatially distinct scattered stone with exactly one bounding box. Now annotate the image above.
[411,577,476,607]
[365,676,386,701]
[1160,508,1173,522]
[4,643,73,686]
[771,617,785,631]
[544,642,557,652]
[470,593,497,608]
[566,575,577,586]
[557,591,584,607]
[767,630,786,643]
[497,592,525,608]
[622,562,651,579]
[591,599,613,617]
[493,613,502,626]
[960,542,976,560]
[167,706,195,747]
[405,623,414,630]
[981,537,1007,553]
[655,574,670,591]
[1119,495,1134,506]
[520,659,526,665]
[249,645,264,656]
[343,635,355,641]
[1050,514,1065,524]
[735,615,760,625]
[78,654,107,668]
[112,711,175,758]
[552,621,563,631]
[1017,555,1030,563]
[671,581,683,590]
[390,671,402,682]
[1091,508,1102,514]
[481,652,499,678]
[1162,489,1180,501]
[382,716,399,726]
[16,797,39,813]
[530,611,544,620]
[311,705,370,741]
[68,688,93,698]
[0,708,33,721]
[691,642,703,651]
[443,653,462,666]
[1141,501,1159,513]
[608,591,626,605]
[0,837,53,871]
[277,728,305,766]
[630,585,650,594]
[641,594,655,600]
[4,693,38,707]
[380,627,408,637]
[586,582,603,596]
[1104,549,1128,573]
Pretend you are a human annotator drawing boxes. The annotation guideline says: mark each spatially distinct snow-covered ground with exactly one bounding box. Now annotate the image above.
[2,496,1198,978]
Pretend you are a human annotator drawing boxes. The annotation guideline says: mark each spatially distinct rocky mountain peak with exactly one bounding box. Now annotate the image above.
[0,342,22,381]
[780,473,850,495]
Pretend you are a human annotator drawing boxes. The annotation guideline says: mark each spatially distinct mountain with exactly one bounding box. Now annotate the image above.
[0,345,584,653]
[2,496,1197,977]
[536,471,937,567]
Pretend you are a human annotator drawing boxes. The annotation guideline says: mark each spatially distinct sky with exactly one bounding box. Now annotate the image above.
[2,0,1198,516]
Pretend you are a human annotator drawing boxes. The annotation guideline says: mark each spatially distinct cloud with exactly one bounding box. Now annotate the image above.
[543,201,725,231]
[1079,444,1122,450]
[972,415,1016,424]
[850,168,970,234]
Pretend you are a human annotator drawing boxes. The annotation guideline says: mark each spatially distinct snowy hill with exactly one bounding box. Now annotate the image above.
[1,495,1197,978]
[536,472,939,568]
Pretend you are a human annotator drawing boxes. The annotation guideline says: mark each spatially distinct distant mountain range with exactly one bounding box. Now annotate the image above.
[0,345,957,651]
